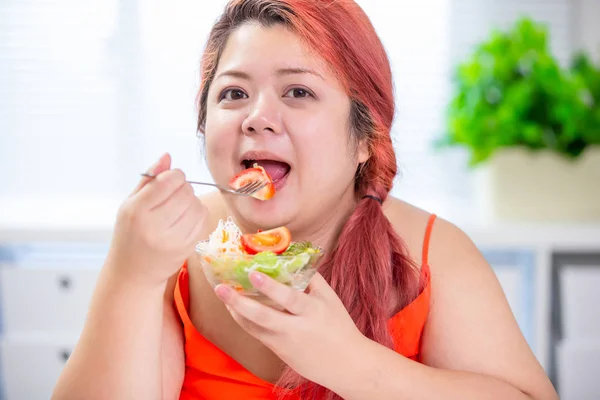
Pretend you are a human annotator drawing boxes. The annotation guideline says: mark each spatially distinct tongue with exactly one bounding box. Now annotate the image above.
[253,160,290,181]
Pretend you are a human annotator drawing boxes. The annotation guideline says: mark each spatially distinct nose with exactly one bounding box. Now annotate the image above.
[241,94,283,135]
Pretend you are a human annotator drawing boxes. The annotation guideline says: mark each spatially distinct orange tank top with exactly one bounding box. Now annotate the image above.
[174,214,436,399]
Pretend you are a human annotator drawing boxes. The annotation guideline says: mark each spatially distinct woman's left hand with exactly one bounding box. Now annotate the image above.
[214,271,365,386]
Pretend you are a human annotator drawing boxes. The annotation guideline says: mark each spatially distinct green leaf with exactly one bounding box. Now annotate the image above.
[437,16,600,167]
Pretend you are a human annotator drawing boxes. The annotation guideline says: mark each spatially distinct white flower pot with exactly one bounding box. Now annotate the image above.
[474,148,600,223]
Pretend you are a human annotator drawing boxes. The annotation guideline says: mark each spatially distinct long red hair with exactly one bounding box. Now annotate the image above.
[197,1,419,399]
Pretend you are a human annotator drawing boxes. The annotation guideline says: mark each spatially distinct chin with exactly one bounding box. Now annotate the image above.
[232,183,298,231]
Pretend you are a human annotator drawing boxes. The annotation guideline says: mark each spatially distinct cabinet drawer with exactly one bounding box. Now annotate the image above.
[0,267,100,333]
[557,339,600,400]
[1,335,76,400]
[560,266,600,339]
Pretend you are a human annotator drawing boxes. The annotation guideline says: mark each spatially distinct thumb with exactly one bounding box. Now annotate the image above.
[131,153,172,194]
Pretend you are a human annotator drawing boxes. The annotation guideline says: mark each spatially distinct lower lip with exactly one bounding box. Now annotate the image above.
[272,170,289,191]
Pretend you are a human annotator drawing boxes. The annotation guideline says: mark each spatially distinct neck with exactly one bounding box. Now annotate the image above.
[224,188,359,253]
[290,192,358,252]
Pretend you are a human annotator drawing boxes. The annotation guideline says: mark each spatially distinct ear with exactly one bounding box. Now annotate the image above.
[356,139,370,164]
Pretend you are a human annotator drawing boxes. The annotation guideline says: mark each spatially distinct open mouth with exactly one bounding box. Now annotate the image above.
[242,159,291,189]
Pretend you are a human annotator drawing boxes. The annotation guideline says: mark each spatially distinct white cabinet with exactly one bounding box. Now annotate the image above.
[550,253,600,399]
[0,335,77,400]
[0,225,599,399]
[493,266,524,321]
[559,265,600,340]
[556,339,600,400]
[0,242,106,400]
[482,250,535,347]
[0,267,100,333]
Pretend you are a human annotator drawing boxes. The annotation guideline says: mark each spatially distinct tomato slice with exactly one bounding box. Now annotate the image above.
[241,226,292,255]
[229,165,275,201]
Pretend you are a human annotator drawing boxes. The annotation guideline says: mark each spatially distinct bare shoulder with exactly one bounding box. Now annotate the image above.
[383,196,485,274]
[387,198,559,398]
[184,191,228,269]
[382,196,437,267]
[198,191,229,233]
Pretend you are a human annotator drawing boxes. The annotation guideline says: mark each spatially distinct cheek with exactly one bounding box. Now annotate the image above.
[204,108,241,163]
[205,131,229,161]
[293,113,357,187]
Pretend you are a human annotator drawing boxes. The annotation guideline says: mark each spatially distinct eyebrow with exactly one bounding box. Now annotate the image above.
[216,67,324,80]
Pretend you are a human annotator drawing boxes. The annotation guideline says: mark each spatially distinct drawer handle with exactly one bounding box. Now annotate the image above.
[58,276,72,291]
[59,349,72,363]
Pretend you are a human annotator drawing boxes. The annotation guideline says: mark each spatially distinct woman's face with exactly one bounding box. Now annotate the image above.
[204,23,369,232]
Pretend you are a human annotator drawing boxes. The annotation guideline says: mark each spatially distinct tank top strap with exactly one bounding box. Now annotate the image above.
[174,261,193,327]
[422,213,437,267]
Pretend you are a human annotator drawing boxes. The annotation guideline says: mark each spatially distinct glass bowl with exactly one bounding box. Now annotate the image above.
[195,241,324,305]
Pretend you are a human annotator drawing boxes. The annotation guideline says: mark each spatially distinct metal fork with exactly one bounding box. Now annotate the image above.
[140,173,267,196]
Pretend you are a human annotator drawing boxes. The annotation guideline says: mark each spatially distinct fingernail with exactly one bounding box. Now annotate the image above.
[249,271,265,287]
[215,285,232,302]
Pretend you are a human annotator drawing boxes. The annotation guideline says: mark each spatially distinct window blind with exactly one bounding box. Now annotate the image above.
[0,0,582,229]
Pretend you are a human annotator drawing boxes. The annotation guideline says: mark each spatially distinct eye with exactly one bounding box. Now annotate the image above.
[283,87,314,99]
[220,88,248,102]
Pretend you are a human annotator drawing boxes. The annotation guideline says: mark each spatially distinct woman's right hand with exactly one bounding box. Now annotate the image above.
[106,153,208,288]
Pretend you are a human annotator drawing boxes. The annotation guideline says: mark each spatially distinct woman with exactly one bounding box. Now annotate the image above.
[52,0,558,399]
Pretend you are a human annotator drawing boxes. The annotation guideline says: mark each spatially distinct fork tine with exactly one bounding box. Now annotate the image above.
[237,180,266,194]
[251,181,268,193]
[249,181,268,193]
[242,180,264,194]
[234,181,257,194]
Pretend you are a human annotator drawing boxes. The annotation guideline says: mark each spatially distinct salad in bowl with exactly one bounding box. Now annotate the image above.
[196,218,324,302]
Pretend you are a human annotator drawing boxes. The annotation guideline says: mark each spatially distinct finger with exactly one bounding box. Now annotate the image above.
[167,198,207,244]
[184,216,206,251]
[248,272,308,315]
[180,201,208,245]
[137,168,187,210]
[214,284,289,331]
[131,153,171,195]
[154,182,195,228]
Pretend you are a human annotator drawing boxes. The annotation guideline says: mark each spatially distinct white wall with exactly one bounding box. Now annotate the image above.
[573,0,600,61]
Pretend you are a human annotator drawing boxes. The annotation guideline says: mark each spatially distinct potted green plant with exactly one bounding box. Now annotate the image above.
[439,17,600,222]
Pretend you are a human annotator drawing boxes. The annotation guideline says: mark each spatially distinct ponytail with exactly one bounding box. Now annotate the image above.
[276,123,420,400]
[324,193,419,345]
